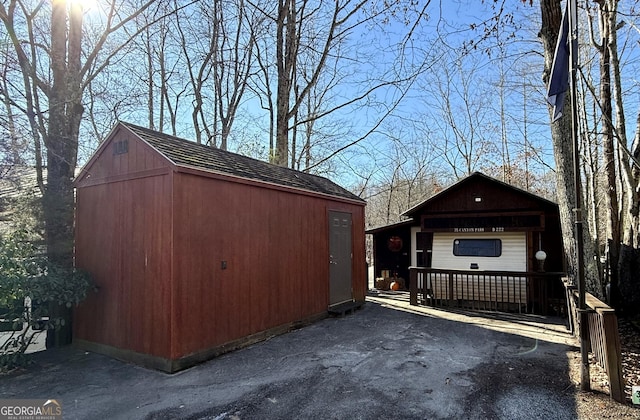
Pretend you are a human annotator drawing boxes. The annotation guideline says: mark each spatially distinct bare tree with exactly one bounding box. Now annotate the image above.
[421,52,498,178]
[586,0,640,310]
[0,40,26,168]
[213,0,256,150]
[540,0,583,284]
[249,0,432,167]
[172,2,215,144]
[588,0,619,301]
[174,0,258,148]
[0,0,169,346]
[291,52,348,172]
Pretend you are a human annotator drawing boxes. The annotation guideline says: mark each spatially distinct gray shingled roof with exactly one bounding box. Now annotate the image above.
[122,122,363,202]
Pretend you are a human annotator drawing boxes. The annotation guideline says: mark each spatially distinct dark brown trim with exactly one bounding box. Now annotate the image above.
[424,227,544,233]
[365,219,415,234]
[421,211,546,233]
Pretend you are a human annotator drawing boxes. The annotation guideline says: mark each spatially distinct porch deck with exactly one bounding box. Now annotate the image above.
[409,267,567,315]
[366,289,573,345]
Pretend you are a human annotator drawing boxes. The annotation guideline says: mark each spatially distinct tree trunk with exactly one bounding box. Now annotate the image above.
[541,0,577,278]
[595,0,620,304]
[274,0,293,166]
[620,110,640,313]
[605,0,640,314]
[540,0,599,291]
[44,0,84,347]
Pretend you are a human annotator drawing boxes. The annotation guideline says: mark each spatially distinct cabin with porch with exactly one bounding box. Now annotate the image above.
[367,173,565,314]
[73,121,366,372]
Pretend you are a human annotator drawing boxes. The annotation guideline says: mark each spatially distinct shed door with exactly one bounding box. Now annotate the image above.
[329,211,352,306]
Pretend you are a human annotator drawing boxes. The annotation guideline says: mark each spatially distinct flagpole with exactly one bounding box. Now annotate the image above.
[567,0,590,392]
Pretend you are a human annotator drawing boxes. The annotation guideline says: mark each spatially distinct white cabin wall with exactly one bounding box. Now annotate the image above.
[431,232,526,271]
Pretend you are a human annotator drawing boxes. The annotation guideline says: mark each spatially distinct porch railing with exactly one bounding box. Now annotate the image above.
[409,267,565,315]
[564,281,625,403]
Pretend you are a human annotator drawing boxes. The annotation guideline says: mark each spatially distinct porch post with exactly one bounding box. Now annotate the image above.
[409,267,417,305]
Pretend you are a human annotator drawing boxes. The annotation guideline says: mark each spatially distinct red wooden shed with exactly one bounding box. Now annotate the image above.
[73,122,366,372]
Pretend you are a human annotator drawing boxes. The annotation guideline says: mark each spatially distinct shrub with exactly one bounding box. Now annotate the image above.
[0,229,92,371]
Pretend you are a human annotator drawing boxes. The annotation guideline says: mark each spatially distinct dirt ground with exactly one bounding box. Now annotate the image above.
[1,291,639,420]
[570,317,640,419]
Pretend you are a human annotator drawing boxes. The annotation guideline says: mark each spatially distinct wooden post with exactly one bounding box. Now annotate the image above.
[598,308,625,403]
[563,279,576,334]
[448,272,454,305]
[410,268,417,306]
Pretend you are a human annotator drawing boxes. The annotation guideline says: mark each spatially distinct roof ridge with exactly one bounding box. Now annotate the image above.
[122,121,337,180]
[402,172,557,217]
[119,121,364,203]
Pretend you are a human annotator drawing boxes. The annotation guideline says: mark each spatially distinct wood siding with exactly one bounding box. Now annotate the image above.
[410,176,556,215]
[75,126,169,186]
[431,232,527,272]
[74,173,173,359]
[74,130,366,367]
[170,172,365,359]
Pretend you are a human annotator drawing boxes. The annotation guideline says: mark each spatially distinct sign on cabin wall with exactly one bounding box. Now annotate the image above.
[452,227,505,233]
[421,212,545,233]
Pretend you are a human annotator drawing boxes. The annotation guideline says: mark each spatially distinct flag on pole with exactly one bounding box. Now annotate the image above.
[547,4,570,122]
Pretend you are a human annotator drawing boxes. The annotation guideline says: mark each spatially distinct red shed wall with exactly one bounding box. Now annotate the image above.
[76,126,168,182]
[170,172,365,359]
[74,134,173,360]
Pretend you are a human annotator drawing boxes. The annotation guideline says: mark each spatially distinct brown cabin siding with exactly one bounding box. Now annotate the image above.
[409,176,556,215]
[369,173,564,290]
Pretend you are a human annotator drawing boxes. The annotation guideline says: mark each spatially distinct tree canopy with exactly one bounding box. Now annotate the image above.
[1,0,640,313]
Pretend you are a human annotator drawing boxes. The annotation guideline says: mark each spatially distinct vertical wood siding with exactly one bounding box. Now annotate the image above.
[74,132,365,364]
[77,127,168,182]
[412,176,555,214]
[74,174,173,358]
[170,173,365,359]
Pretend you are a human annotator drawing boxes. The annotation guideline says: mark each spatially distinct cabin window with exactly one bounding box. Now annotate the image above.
[453,239,502,257]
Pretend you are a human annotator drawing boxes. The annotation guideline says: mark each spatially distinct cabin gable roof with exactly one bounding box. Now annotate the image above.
[402,172,557,218]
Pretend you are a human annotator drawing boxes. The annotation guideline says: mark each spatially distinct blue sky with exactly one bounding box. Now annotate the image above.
[328,1,556,189]
[70,1,569,194]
